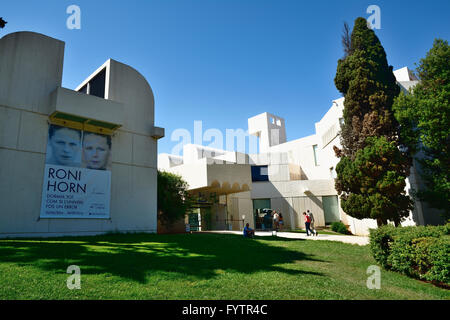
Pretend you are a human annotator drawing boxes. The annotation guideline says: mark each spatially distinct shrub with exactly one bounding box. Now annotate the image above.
[413,237,450,283]
[331,221,350,235]
[369,224,397,268]
[369,224,450,284]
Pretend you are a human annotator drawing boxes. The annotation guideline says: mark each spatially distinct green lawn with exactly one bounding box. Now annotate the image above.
[0,233,448,299]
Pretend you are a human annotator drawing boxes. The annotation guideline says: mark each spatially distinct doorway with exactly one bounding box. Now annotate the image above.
[253,199,272,230]
[323,196,340,225]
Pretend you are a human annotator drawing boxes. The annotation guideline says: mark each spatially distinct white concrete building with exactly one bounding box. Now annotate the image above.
[0,31,163,238]
[159,67,437,235]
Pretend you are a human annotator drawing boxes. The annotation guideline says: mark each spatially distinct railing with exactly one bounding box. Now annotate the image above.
[188,219,245,231]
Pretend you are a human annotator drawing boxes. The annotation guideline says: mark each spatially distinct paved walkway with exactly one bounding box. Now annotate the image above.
[201,230,370,246]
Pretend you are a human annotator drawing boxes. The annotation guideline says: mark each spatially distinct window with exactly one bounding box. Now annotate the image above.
[77,68,106,98]
[89,68,106,98]
[323,196,340,224]
[251,165,269,181]
[313,145,319,166]
[79,84,88,94]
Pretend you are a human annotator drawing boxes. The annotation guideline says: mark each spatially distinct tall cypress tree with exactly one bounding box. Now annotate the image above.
[334,17,413,226]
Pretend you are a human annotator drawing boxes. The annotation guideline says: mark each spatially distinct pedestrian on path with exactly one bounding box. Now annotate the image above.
[303,212,313,236]
[273,210,279,230]
[307,210,318,236]
[278,213,284,231]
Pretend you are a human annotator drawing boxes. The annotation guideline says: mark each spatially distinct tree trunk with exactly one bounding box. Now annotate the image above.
[376,218,383,227]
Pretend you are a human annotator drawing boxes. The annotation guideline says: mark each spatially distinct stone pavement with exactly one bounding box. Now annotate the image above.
[201,230,370,246]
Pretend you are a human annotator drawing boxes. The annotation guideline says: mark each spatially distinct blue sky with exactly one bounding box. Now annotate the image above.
[2,0,449,155]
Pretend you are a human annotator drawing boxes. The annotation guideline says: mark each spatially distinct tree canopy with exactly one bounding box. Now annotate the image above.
[157,170,194,227]
[393,39,450,219]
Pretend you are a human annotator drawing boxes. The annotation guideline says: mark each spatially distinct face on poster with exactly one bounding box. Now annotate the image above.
[40,124,112,219]
[82,132,112,171]
[46,125,82,167]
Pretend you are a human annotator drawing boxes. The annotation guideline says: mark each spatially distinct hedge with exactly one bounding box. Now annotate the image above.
[369,224,450,284]
[331,221,351,235]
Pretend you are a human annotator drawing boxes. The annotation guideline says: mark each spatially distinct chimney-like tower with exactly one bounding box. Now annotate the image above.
[248,112,287,153]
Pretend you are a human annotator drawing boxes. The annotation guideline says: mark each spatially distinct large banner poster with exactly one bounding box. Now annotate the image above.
[40,124,112,218]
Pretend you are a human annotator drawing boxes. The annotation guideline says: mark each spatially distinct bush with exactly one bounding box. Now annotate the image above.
[331,221,350,235]
[368,224,397,268]
[369,224,450,284]
[413,237,450,283]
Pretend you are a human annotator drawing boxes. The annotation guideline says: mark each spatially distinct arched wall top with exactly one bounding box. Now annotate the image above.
[211,180,221,188]
[231,182,240,190]
[74,58,155,135]
[0,31,156,135]
[221,182,231,190]
[0,31,65,113]
[106,59,155,134]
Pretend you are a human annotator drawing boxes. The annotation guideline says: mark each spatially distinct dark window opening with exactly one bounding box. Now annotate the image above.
[251,165,269,182]
[77,68,106,99]
[79,84,88,94]
[89,68,106,98]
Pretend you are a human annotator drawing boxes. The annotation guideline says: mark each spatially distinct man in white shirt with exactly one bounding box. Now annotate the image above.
[272,211,279,230]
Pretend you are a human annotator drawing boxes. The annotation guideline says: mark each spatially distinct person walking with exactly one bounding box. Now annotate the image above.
[278,213,284,231]
[272,210,279,231]
[302,212,313,236]
[307,210,318,236]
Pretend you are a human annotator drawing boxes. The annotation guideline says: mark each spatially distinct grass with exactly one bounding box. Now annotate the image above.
[0,233,448,300]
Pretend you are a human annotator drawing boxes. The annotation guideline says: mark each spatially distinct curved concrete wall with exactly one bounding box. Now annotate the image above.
[107,60,155,135]
[0,32,64,114]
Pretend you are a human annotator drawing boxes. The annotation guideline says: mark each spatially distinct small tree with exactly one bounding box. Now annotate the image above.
[334,17,413,226]
[393,39,450,219]
[157,170,194,227]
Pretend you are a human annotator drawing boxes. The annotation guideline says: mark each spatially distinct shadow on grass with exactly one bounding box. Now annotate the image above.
[0,233,325,283]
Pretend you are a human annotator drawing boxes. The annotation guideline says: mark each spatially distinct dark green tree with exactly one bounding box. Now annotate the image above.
[334,18,413,226]
[157,170,194,227]
[393,39,450,219]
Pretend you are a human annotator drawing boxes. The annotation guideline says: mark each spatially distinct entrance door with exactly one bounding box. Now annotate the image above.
[188,212,200,231]
[253,199,271,230]
[323,196,340,225]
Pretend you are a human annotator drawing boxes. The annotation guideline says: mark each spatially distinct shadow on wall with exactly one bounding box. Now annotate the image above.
[0,233,325,284]
[305,192,323,210]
